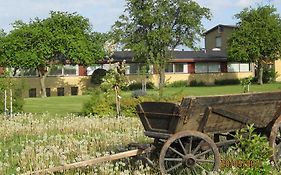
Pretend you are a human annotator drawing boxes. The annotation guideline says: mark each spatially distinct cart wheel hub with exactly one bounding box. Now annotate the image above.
[183,154,196,168]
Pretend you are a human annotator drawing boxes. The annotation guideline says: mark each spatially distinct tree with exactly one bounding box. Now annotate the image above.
[0,11,107,97]
[228,5,281,85]
[112,0,211,90]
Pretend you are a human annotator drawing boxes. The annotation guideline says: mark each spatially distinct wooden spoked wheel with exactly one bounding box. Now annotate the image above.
[159,131,220,175]
[269,115,281,168]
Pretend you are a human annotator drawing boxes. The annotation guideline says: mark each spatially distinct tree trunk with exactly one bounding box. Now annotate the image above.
[38,67,50,98]
[257,62,263,85]
[158,68,165,97]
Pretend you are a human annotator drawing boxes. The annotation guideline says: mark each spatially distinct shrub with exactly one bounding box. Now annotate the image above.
[263,66,278,83]
[125,81,155,91]
[0,77,24,114]
[90,68,107,85]
[131,90,147,98]
[214,79,240,85]
[189,80,206,87]
[82,88,114,116]
[221,124,273,174]
[166,80,188,87]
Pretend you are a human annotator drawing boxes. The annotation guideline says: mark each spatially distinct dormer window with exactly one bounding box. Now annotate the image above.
[215,36,222,48]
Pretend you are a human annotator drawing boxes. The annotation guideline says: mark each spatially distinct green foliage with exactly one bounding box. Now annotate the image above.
[131,90,147,98]
[189,80,206,87]
[263,66,278,83]
[0,77,24,113]
[228,5,281,84]
[166,80,188,87]
[90,68,108,85]
[0,11,107,97]
[82,88,114,116]
[240,76,253,93]
[221,124,273,174]
[112,0,211,88]
[125,81,155,91]
[214,79,240,85]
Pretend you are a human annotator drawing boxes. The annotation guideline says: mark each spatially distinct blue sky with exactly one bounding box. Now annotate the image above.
[0,0,280,48]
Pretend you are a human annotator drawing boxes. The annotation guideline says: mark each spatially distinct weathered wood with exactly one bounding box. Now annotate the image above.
[197,107,212,132]
[22,149,143,175]
[212,108,263,127]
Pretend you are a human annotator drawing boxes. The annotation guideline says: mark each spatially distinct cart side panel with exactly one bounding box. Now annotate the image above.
[177,92,281,133]
[136,102,180,135]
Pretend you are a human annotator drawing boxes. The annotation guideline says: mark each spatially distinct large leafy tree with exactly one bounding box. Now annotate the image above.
[228,5,281,84]
[0,11,106,97]
[112,0,211,89]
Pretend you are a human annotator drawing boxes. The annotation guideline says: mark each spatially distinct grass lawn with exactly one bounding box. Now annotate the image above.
[24,83,281,115]
[23,95,90,115]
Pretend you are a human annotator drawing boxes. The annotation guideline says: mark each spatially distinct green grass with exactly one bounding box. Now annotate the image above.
[23,95,90,115]
[24,83,281,114]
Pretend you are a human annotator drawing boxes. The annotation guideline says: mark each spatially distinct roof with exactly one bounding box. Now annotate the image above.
[102,50,227,63]
[204,24,237,35]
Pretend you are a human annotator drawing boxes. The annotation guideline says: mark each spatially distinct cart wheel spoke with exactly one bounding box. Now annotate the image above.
[188,136,193,154]
[191,167,198,175]
[192,140,203,155]
[169,146,185,157]
[269,115,281,168]
[178,138,187,155]
[165,158,183,162]
[195,163,210,173]
[195,148,212,158]
[166,162,182,173]
[196,159,215,164]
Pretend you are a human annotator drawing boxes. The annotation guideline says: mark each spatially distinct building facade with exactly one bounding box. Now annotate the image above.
[3,24,281,97]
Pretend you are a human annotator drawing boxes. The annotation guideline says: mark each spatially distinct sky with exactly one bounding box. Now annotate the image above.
[0,0,281,48]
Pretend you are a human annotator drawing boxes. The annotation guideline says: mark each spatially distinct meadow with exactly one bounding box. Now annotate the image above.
[2,84,281,174]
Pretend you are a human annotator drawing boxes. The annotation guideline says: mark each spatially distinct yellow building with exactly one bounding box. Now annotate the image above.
[4,24,281,97]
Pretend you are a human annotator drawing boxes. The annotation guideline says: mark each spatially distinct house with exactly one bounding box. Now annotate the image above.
[2,24,280,97]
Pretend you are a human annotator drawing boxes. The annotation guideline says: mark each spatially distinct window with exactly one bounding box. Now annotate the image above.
[57,87,64,96]
[227,63,251,72]
[129,63,139,74]
[29,88,36,98]
[195,62,221,73]
[49,66,63,76]
[240,63,251,72]
[215,36,222,48]
[46,88,51,97]
[165,64,174,73]
[22,68,37,76]
[195,63,208,73]
[64,65,78,75]
[49,65,78,76]
[174,63,184,73]
[71,87,78,96]
[208,63,221,73]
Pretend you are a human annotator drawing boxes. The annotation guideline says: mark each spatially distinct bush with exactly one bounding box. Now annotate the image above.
[131,90,147,98]
[263,66,278,83]
[82,88,114,116]
[90,68,107,85]
[125,81,155,91]
[221,124,273,174]
[189,80,206,87]
[214,79,240,85]
[0,77,24,114]
[166,80,188,87]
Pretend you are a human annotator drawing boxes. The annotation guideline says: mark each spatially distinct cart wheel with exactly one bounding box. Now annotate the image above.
[159,131,220,175]
[269,115,281,168]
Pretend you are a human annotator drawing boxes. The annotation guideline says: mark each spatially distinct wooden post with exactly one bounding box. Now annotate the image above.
[10,89,12,118]
[4,90,7,116]
[22,149,143,175]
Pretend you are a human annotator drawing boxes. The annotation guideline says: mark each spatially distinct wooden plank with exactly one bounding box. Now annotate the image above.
[212,108,263,127]
[22,149,143,175]
[197,107,211,132]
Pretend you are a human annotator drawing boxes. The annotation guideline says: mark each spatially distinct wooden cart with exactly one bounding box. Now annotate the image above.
[23,91,281,175]
[136,91,281,174]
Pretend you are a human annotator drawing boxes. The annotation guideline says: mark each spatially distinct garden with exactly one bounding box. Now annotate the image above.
[1,80,281,174]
